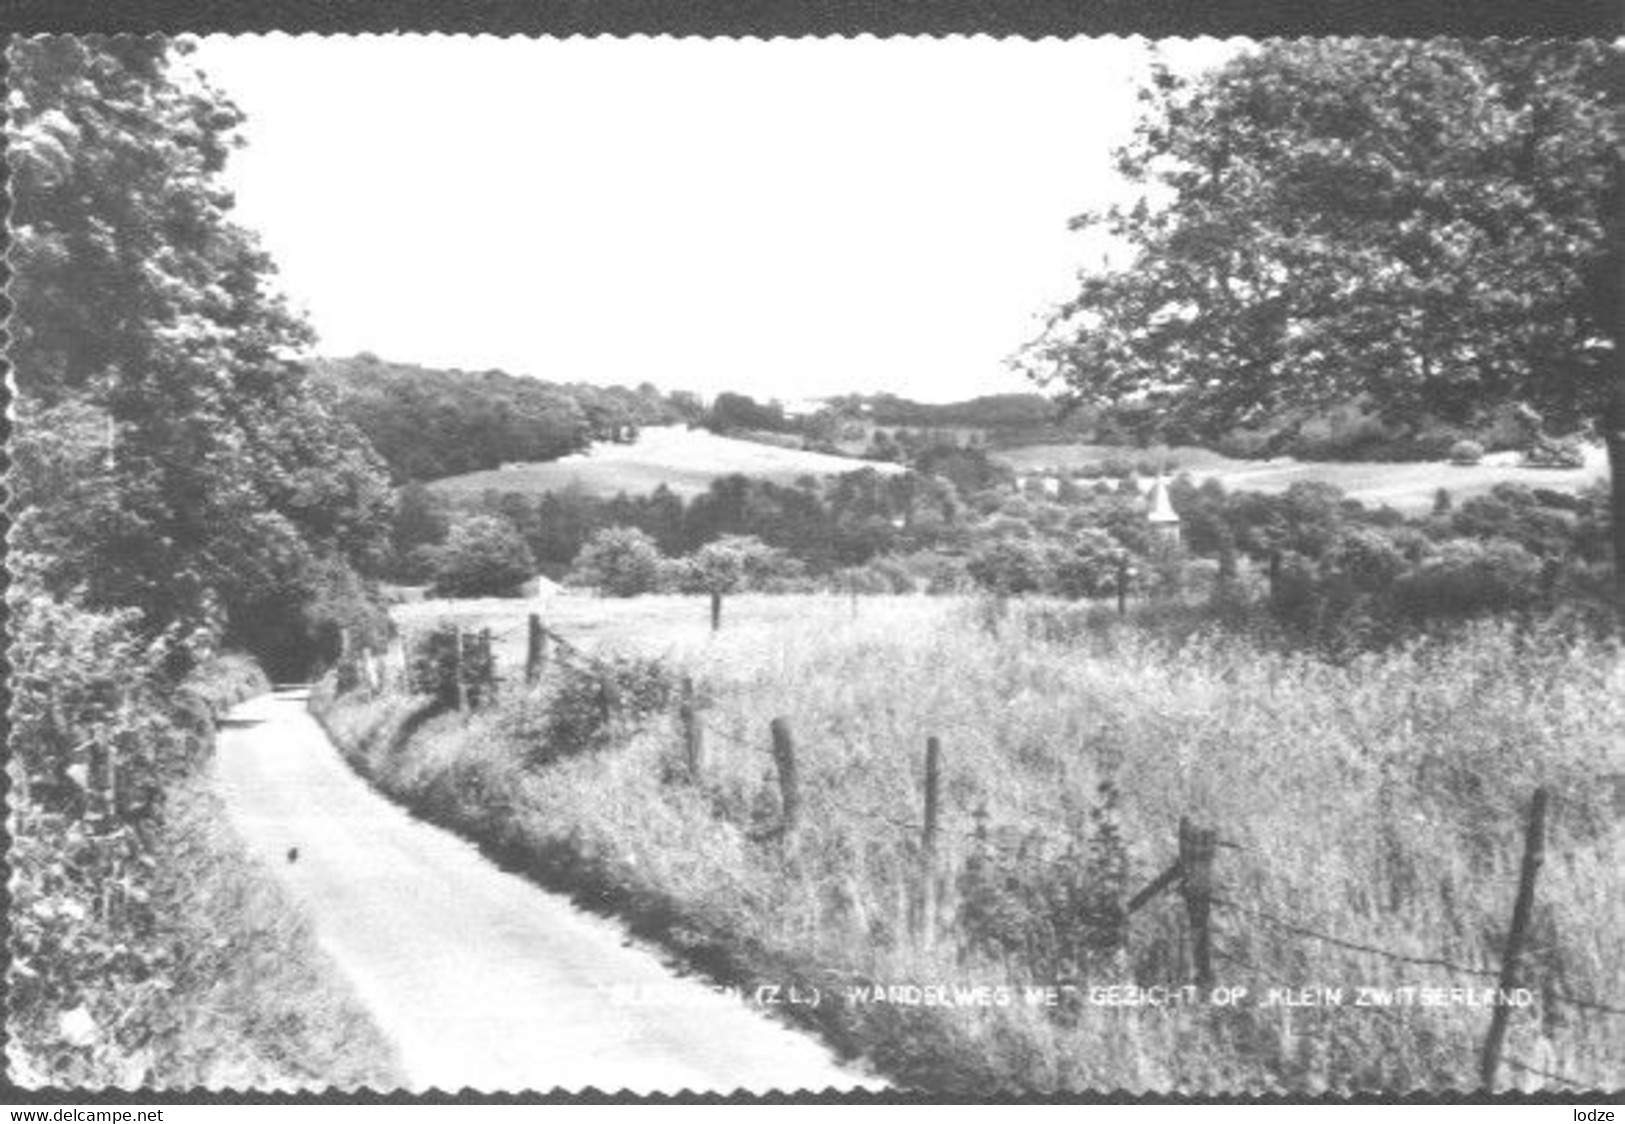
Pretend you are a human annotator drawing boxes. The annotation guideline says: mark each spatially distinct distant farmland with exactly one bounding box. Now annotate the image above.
[996,442,1609,514]
[428,425,903,499]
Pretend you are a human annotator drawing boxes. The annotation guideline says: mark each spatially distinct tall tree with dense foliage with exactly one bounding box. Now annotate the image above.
[1016,40,1621,596]
[430,516,537,598]
[566,526,666,597]
[9,38,394,673]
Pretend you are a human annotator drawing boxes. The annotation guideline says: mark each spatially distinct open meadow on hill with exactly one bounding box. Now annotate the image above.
[322,592,1625,1093]
[427,426,905,501]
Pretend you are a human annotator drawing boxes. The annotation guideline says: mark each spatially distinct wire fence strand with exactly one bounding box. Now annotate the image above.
[1501,1056,1591,1089]
[1211,896,1501,980]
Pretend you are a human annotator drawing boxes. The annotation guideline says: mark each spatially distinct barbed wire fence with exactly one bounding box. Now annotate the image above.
[344,607,1623,1091]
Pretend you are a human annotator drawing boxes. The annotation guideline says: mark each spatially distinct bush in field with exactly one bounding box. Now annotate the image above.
[1448,438,1485,465]
[909,551,972,594]
[431,515,535,598]
[1324,527,1408,593]
[1393,538,1544,619]
[408,623,497,710]
[1050,530,1125,600]
[523,657,679,765]
[568,526,665,597]
[837,555,917,595]
[956,782,1130,982]
[683,535,800,594]
[1449,485,1579,558]
[966,537,1054,596]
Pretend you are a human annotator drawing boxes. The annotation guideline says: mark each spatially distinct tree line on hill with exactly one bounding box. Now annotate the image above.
[313,354,690,482]
[403,432,1615,651]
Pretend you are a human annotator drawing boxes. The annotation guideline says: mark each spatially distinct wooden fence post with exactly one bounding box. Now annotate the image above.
[480,628,493,706]
[1268,550,1282,600]
[711,590,723,633]
[526,613,545,684]
[454,626,468,714]
[769,717,799,833]
[1179,817,1217,987]
[1116,560,1129,618]
[679,676,704,781]
[1480,786,1549,1091]
[921,736,942,949]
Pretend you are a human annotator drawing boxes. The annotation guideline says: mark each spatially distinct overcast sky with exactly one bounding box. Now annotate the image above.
[192,36,1241,403]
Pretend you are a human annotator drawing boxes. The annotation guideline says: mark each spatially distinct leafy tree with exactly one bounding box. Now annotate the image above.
[390,482,451,579]
[966,537,1055,596]
[684,535,797,594]
[567,526,666,597]
[9,39,394,673]
[1018,41,1621,597]
[1052,529,1127,599]
[705,391,788,434]
[431,516,536,598]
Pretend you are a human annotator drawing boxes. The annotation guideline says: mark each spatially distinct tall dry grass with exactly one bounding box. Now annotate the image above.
[319,594,1623,1093]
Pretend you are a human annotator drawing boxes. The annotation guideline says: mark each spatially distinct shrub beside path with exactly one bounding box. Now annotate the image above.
[211,687,881,1094]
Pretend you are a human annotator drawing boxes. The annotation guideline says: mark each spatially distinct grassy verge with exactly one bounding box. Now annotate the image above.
[8,652,401,1090]
[314,596,1624,1093]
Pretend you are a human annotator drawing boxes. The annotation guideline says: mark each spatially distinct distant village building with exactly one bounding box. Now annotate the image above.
[1145,473,1181,544]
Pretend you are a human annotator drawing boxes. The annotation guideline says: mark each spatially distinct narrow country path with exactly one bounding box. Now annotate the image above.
[212,688,881,1094]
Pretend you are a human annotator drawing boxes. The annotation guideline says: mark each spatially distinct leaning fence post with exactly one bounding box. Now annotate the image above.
[711,590,723,633]
[1179,817,1217,987]
[1480,786,1549,1091]
[679,676,704,781]
[769,717,799,833]
[526,613,545,684]
[920,735,942,949]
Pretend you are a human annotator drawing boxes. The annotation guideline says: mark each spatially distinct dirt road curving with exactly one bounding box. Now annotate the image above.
[212,688,882,1094]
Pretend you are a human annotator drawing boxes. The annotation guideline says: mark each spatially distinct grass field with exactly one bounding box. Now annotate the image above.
[324,593,1624,1093]
[996,443,1609,514]
[390,590,926,670]
[428,425,903,500]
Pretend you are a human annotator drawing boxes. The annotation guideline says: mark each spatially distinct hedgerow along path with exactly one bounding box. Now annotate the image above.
[210,687,882,1093]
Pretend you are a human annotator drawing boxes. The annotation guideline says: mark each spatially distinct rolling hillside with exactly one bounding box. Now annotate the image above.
[997,442,1609,514]
[428,425,903,499]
